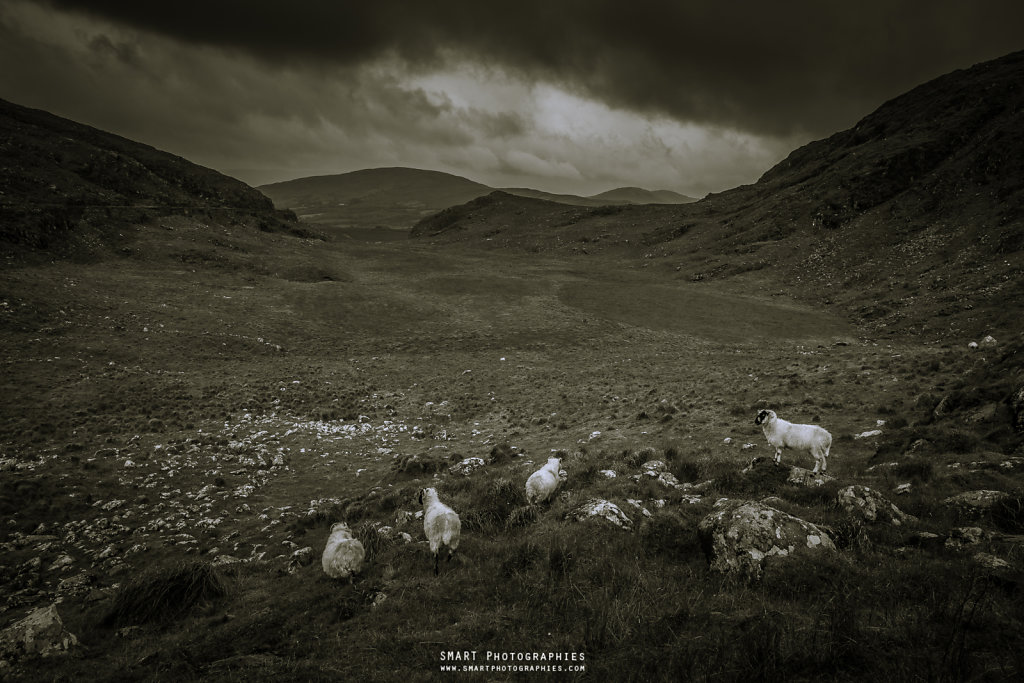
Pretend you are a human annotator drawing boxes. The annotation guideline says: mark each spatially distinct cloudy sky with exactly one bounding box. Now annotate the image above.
[2,1,1022,197]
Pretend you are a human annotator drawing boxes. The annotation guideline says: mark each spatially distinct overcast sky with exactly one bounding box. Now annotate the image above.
[2,1,1022,197]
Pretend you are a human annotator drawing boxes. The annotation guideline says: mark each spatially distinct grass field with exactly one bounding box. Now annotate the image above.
[1,217,1022,681]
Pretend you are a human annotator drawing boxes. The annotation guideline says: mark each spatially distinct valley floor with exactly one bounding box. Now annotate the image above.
[1,220,1021,681]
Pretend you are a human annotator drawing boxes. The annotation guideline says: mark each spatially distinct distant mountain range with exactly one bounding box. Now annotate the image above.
[258,168,695,234]
[412,49,1024,337]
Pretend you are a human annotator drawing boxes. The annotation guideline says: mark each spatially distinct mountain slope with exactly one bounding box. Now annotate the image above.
[411,50,1024,337]
[0,98,296,256]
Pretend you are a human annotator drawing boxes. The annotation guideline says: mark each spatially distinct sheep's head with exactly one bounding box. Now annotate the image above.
[547,457,562,469]
[330,522,351,534]
[755,409,777,425]
[419,487,438,507]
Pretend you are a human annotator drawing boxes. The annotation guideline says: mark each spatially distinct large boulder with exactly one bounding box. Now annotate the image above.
[0,604,78,666]
[697,499,836,579]
[837,485,916,526]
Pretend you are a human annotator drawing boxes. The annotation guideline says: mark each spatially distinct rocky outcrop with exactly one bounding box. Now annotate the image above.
[837,485,916,526]
[697,499,836,579]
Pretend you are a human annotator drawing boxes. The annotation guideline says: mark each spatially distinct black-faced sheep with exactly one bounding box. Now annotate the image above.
[755,409,832,474]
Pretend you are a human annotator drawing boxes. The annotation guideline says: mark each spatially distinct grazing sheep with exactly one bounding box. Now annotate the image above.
[321,522,365,581]
[755,409,833,474]
[419,487,461,575]
[526,456,563,505]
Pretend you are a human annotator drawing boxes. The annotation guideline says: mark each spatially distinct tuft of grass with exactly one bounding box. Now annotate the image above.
[103,560,228,627]
[990,491,1024,533]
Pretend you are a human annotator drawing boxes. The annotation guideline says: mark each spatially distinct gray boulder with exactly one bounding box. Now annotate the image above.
[569,499,633,531]
[697,499,836,579]
[837,485,916,526]
[0,604,78,666]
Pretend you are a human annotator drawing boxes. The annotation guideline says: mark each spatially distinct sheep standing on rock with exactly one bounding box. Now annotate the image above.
[526,457,563,505]
[321,522,365,581]
[755,409,833,474]
[419,487,461,575]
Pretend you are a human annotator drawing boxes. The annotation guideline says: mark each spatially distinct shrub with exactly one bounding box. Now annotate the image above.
[103,561,228,627]
[990,492,1024,533]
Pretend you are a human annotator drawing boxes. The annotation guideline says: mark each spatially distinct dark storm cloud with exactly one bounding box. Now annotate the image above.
[39,0,1024,137]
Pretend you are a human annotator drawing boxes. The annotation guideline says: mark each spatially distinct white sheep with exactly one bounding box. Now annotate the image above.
[754,409,833,474]
[525,456,563,505]
[321,522,365,580]
[419,487,461,575]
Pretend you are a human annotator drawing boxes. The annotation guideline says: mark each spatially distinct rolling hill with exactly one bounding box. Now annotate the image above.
[258,167,696,235]
[590,186,696,204]
[412,49,1024,338]
[0,97,300,258]
[258,167,493,235]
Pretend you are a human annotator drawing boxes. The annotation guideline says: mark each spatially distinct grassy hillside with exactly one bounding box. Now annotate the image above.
[0,98,300,259]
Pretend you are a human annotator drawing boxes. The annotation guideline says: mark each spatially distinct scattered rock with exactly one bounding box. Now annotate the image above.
[972,552,1010,572]
[0,604,78,665]
[448,457,486,476]
[979,335,998,347]
[599,469,617,478]
[895,483,912,495]
[656,471,680,488]
[641,460,667,475]
[944,527,987,550]
[838,485,916,526]
[904,531,943,549]
[569,499,633,531]
[854,429,883,439]
[287,547,315,574]
[211,554,242,567]
[787,467,836,487]
[943,490,1011,515]
[697,499,836,579]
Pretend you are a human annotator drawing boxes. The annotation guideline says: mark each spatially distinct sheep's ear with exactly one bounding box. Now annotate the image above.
[418,489,424,505]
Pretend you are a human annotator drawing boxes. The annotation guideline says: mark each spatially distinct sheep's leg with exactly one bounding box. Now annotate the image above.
[773,448,782,466]
[433,553,439,576]
[812,447,826,474]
